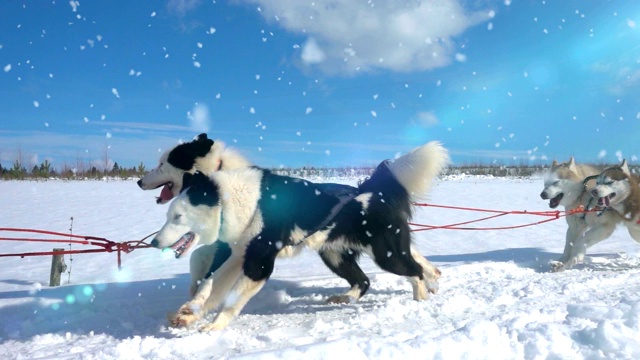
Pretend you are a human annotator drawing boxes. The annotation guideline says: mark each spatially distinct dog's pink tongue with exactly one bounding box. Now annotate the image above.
[159,184,174,202]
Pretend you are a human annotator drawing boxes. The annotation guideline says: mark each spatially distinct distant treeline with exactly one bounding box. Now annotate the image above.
[1,159,637,180]
[0,160,147,180]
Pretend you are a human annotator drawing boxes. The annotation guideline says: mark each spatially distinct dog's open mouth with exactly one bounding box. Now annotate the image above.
[156,182,175,204]
[596,193,615,207]
[169,231,196,259]
[549,193,563,209]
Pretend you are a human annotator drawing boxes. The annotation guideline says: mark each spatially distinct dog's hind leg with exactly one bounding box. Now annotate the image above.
[319,247,370,304]
[410,245,441,294]
[368,228,431,301]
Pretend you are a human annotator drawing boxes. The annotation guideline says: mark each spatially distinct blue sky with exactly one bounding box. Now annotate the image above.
[1,0,639,170]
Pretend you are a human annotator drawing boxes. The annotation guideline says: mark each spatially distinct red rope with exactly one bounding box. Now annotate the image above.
[409,202,592,231]
[0,204,594,266]
[0,227,155,269]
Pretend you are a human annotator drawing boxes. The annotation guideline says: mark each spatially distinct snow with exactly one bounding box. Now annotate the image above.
[1,176,640,359]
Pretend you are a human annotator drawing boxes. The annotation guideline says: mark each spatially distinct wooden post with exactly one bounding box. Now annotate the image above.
[49,248,67,287]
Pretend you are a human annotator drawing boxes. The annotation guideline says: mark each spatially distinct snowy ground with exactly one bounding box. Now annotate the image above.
[1,175,639,359]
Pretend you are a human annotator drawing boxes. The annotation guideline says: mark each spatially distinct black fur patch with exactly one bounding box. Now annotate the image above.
[167,134,214,171]
[185,171,219,207]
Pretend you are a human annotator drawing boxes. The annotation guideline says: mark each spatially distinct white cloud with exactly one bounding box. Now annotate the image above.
[245,0,492,75]
[188,103,210,133]
[415,111,439,127]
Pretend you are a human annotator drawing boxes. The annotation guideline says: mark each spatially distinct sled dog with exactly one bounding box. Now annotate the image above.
[138,134,359,296]
[152,141,449,331]
[540,157,622,271]
[589,163,640,243]
[137,134,251,295]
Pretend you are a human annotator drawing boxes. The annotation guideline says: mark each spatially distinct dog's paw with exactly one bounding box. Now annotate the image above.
[326,295,357,304]
[549,261,566,273]
[199,313,231,332]
[425,280,439,294]
[199,322,227,332]
[167,304,199,328]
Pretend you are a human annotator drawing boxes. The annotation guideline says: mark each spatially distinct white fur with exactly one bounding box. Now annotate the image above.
[386,141,450,200]
[154,197,222,250]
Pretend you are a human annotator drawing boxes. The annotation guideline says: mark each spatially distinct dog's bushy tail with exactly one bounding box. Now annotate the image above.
[385,141,449,200]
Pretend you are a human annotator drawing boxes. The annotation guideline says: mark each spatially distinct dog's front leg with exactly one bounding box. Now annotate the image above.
[169,253,242,328]
[560,221,616,270]
[168,277,214,328]
[550,216,586,272]
[199,276,267,332]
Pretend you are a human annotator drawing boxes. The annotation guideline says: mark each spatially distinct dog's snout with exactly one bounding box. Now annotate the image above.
[137,179,143,188]
[150,239,160,248]
[540,191,547,199]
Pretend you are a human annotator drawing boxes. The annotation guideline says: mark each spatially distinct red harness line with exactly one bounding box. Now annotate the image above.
[409,202,592,231]
[0,204,594,267]
[0,227,154,269]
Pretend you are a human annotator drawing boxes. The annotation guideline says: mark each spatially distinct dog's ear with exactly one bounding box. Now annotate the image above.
[181,172,195,193]
[185,171,219,207]
[567,157,577,172]
[193,135,214,157]
[620,159,630,175]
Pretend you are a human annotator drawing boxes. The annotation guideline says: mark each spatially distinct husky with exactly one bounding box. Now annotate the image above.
[589,163,640,242]
[151,141,449,331]
[540,157,622,271]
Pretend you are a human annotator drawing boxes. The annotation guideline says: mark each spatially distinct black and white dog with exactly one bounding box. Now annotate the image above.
[138,134,252,296]
[138,134,356,296]
[152,141,449,331]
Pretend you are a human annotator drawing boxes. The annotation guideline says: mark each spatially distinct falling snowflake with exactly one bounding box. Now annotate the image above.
[111,88,120,98]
